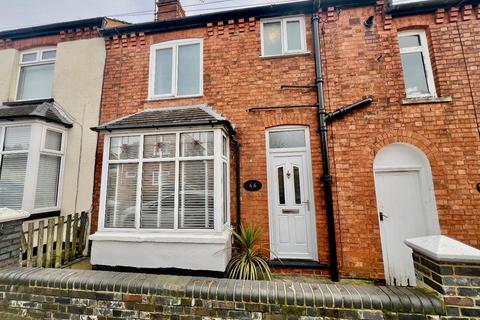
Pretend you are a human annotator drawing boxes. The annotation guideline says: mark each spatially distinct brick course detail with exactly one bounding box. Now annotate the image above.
[0,267,444,319]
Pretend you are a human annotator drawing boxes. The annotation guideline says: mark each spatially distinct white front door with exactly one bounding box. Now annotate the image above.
[266,128,317,260]
[374,170,430,286]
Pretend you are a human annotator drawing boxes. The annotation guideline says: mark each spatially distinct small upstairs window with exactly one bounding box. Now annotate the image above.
[16,48,56,101]
[261,16,306,57]
[398,30,436,98]
[148,39,203,99]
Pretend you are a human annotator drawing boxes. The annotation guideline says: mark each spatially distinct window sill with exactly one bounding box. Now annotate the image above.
[90,229,231,244]
[259,51,311,60]
[401,96,452,105]
[4,97,54,106]
[146,94,203,102]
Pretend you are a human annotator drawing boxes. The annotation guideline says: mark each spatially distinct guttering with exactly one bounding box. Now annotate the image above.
[312,0,340,282]
[0,17,105,40]
[101,1,312,37]
[91,119,235,136]
[386,0,478,16]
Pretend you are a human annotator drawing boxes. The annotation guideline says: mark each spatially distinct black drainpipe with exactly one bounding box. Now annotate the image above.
[312,4,340,282]
[231,136,241,233]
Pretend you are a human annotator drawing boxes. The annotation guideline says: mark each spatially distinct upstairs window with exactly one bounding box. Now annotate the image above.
[149,39,203,99]
[16,48,56,101]
[261,16,306,57]
[398,30,436,98]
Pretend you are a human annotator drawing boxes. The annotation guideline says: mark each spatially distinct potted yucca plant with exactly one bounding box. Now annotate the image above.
[224,225,272,280]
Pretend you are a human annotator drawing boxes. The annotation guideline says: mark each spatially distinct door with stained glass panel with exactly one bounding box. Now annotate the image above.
[266,128,317,260]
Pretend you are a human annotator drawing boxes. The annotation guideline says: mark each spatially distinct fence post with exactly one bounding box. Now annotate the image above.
[78,212,87,255]
[65,215,72,262]
[45,218,55,268]
[72,213,79,259]
[26,223,34,267]
[36,220,44,267]
[55,216,64,268]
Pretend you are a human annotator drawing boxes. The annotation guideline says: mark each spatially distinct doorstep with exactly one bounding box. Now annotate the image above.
[269,259,329,269]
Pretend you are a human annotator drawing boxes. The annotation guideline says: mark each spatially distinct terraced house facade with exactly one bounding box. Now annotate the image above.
[87,0,480,285]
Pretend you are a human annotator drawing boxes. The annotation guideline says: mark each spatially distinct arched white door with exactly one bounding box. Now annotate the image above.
[373,143,440,286]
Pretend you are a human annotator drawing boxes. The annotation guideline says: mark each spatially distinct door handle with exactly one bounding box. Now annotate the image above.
[379,211,388,221]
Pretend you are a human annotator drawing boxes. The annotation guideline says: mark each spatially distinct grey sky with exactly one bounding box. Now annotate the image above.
[0,0,299,31]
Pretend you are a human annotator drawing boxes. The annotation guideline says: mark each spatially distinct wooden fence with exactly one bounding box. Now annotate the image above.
[20,212,89,268]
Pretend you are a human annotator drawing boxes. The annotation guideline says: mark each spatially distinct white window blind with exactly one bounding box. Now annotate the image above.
[149,39,202,99]
[34,154,61,209]
[0,154,28,209]
[102,130,228,231]
[0,126,31,210]
[16,48,56,101]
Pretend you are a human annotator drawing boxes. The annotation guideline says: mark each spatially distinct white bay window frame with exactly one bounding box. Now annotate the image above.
[0,121,66,213]
[260,15,307,57]
[98,127,230,234]
[148,39,204,100]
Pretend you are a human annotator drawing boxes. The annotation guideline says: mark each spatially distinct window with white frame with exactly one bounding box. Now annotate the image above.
[261,16,306,57]
[16,48,56,101]
[0,123,66,212]
[398,30,436,98]
[148,39,203,99]
[101,129,229,231]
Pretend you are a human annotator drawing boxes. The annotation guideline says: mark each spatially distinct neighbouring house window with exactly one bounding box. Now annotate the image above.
[0,124,66,212]
[261,16,306,56]
[16,48,56,101]
[148,39,203,99]
[398,30,436,98]
[102,129,229,231]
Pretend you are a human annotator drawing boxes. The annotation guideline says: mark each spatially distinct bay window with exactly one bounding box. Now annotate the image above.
[16,48,56,101]
[0,123,66,213]
[148,39,203,99]
[101,129,229,232]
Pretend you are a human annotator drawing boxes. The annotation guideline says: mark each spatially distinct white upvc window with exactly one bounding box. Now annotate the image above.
[148,39,203,100]
[99,128,230,233]
[398,30,436,98]
[0,122,66,213]
[16,47,56,101]
[261,16,307,57]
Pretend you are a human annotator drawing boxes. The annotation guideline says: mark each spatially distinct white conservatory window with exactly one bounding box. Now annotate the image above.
[16,48,56,101]
[398,30,436,98]
[100,129,230,232]
[261,16,306,57]
[148,39,203,99]
[0,123,66,213]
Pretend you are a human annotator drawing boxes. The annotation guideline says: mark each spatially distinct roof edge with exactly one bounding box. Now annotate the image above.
[0,17,106,40]
[386,0,478,16]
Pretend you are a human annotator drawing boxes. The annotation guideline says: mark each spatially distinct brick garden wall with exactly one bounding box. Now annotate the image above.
[92,2,480,279]
[0,267,444,320]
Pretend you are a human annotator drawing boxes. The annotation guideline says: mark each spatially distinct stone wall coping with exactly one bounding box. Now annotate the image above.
[405,235,480,264]
[0,267,445,315]
[0,208,30,223]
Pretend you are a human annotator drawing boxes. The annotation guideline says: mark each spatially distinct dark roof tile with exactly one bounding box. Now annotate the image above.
[0,99,73,127]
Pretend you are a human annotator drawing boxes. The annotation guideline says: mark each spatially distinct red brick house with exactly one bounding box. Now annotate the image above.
[89,0,480,285]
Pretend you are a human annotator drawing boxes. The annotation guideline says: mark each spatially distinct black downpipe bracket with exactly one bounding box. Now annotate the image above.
[312,8,340,282]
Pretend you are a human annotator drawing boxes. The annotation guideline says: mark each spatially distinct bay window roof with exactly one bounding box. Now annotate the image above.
[92,105,234,134]
[0,99,73,128]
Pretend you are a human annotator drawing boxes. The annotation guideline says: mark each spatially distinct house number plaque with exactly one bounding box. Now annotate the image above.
[244,180,262,192]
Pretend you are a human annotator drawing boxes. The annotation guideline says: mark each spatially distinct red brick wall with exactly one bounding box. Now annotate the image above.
[93,5,480,279]
[92,15,331,268]
[320,4,480,278]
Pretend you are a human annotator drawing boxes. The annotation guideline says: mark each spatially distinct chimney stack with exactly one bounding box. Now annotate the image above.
[156,0,185,21]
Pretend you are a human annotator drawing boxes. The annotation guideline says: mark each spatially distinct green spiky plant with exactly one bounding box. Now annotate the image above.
[225,225,272,281]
